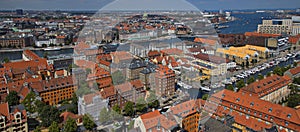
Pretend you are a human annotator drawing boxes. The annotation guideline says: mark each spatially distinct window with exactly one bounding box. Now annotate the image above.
[287,114,291,118]
[269,108,272,112]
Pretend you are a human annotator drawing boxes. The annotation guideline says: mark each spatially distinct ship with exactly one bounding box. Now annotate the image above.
[44,47,61,51]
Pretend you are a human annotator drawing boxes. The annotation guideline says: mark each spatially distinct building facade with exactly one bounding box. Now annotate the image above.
[0,103,28,132]
[78,92,108,121]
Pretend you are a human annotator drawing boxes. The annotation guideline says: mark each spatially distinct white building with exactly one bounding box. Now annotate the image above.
[78,92,108,122]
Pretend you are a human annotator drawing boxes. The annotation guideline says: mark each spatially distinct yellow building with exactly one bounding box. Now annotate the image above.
[216,45,269,66]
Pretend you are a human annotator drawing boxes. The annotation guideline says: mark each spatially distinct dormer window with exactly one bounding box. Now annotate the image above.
[269,108,272,112]
[285,121,289,126]
[287,114,291,118]
[250,102,254,106]
[236,98,240,102]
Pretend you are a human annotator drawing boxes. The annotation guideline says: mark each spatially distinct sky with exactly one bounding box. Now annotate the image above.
[0,0,299,10]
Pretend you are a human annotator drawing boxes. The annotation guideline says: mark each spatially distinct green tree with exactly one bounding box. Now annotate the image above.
[39,105,60,127]
[111,70,126,85]
[112,104,121,114]
[202,94,209,100]
[34,126,41,132]
[247,76,255,84]
[85,68,92,74]
[146,91,159,108]
[83,114,96,131]
[64,118,77,132]
[124,102,134,116]
[2,57,10,63]
[21,91,36,113]
[257,74,264,80]
[267,72,272,77]
[67,93,78,114]
[136,97,147,113]
[99,108,111,124]
[49,121,59,132]
[236,80,245,91]
[226,84,234,91]
[273,66,283,76]
[6,91,20,106]
[287,94,300,108]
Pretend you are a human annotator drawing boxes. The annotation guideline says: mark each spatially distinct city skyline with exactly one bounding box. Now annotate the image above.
[0,0,299,10]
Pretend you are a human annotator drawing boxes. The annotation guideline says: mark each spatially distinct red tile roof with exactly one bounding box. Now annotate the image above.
[289,35,300,44]
[82,92,102,105]
[245,32,281,38]
[23,50,40,60]
[140,110,177,130]
[289,66,300,75]
[0,102,9,117]
[194,53,227,64]
[211,89,300,131]
[240,74,292,97]
[194,38,218,45]
[160,48,183,56]
[60,111,82,123]
[115,80,144,93]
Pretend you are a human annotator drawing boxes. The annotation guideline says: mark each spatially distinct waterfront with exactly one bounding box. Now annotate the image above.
[219,12,278,34]
[0,48,74,61]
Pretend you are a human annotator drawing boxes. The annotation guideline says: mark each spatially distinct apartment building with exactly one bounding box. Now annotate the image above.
[0,103,28,132]
[78,92,108,121]
[30,76,77,105]
[239,74,292,103]
[258,19,293,35]
[155,65,176,97]
[209,89,300,132]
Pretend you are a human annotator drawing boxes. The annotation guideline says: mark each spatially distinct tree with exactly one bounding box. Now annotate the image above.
[21,91,36,113]
[146,91,159,108]
[83,114,96,131]
[43,52,49,58]
[136,98,147,113]
[85,68,92,74]
[6,91,20,106]
[64,118,77,132]
[2,57,10,63]
[287,94,300,108]
[267,72,272,77]
[236,80,245,91]
[49,121,59,132]
[39,105,60,127]
[202,94,209,100]
[67,93,78,114]
[247,76,255,84]
[273,66,283,76]
[226,85,234,91]
[99,108,111,124]
[124,102,134,116]
[34,126,41,132]
[111,70,125,85]
[112,104,121,114]
[257,74,264,80]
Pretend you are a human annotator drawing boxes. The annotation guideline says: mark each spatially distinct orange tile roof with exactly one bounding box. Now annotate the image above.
[289,66,300,75]
[60,111,82,123]
[141,110,160,119]
[115,80,144,93]
[194,38,218,45]
[111,51,133,62]
[194,53,227,64]
[100,87,116,99]
[148,50,161,57]
[245,32,281,38]
[30,76,75,92]
[211,89,300,131]
[23,50,40,60]
[140,110,177,130]
[98,59,111,67]
[82,92,102,105]
[240,74,292,97]
[160,48,183,56]
[289,35,300,44]
[0,102,9,117]
[55,70,64,76]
